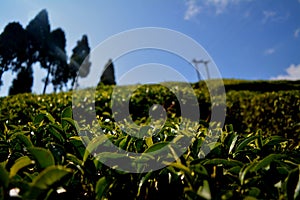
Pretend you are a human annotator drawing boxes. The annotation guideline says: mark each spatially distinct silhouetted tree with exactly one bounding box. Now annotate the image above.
[26,10,69,94]
[44,28,68,93]
[26,9,50,67]
[69,35,91,88]
[9,67,33,95]
[100,59,116,85]
[49,29,68,92]
[0,9,91,95]
[0,22,28,87]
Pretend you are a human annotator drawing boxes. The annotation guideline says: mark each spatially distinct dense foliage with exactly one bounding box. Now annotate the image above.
[0,80,299,199]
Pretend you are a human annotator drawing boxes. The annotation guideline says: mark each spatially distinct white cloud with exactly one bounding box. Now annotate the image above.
[271,64,300,80]
[184,0,202,20]
[294,28,300,38]
[264,48,276,55]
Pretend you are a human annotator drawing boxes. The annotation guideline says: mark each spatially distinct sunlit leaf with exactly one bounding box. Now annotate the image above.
[39,111,55,123]
[229,135,239,154]
[197,180,211,200]
[10,156,33,178]
[83,135,108,162]
[95,177,110,199]
[144,141,169,153]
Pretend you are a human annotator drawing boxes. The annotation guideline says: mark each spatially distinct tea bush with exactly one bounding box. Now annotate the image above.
[0,80,299,199]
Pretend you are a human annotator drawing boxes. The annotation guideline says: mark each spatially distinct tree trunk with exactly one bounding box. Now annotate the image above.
[43,64,51,94]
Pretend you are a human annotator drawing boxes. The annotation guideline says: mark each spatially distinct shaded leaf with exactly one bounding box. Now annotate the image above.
[250,154,286,172]
[28,147,55,168]
[0,163,9,188]
[12,132,33,148]
[235,135,258,152]
[285,166,300,200]
[24,165,72,199]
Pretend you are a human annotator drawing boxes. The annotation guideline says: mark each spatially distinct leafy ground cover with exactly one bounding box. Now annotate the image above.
[0,79,299,199]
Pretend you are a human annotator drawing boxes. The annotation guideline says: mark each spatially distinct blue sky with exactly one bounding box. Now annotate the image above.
[0,0,300,96]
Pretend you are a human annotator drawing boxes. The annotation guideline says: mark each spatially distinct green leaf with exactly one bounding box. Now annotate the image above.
[227,166,241,174]
[61,106,73,119]
[145,137,153,148]
[0,163,9,188]
[10,156,33,178]
[144,141,169,153]
[61,117,80,133]
[95,177,110,199]
[167,162,191,175]
[28,147,55,169]
[190,162,209,176]
[66,153,83,166]
[239,164,254,185]
[119,135,129,149]
[197,180,211,200]
[95,152,130,161]
[39,111,55,123]
[12,132,33,148]
[235,135,258,152]
[247,187,261,197]
[24,165,72,199]
[48,124,66,143]
[285,166,300,200]
[137,171,154,196]
[263,136,286,146]
[228,135,238,154]
[250,154,286,172]
[69,136,86,159]
[33,113,46,126]
[203,158,243,167]
[83,135,108,162]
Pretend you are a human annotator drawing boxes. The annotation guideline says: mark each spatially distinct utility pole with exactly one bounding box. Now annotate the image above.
[192,59,210,80]
[192,59,202,81]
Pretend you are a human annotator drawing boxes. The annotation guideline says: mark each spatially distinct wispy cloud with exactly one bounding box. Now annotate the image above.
[183,0,251,20]
[205,0,231,14]
[262,10,289,24]
[184,0,202,20]
[271,64,300,80]
[294,28,300,38]
[262,10,277,23]
[264,48,276,55]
